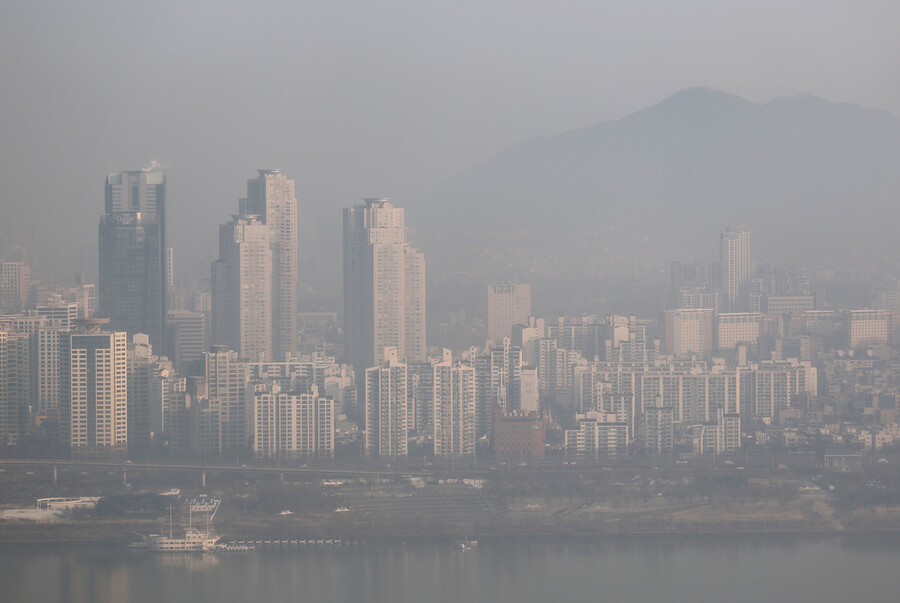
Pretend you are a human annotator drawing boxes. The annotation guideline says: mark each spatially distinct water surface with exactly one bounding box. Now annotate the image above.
[4,535,900,602]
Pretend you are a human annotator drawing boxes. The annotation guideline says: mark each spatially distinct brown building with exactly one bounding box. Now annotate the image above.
[493,407,544,460]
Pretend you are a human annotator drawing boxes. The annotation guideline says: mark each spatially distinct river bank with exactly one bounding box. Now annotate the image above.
[5,513,900,548]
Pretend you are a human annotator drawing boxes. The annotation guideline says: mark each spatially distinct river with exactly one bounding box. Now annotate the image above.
[3,535,900,602]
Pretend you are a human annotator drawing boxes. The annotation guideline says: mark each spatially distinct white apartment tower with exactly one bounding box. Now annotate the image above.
[663,308,714,356]
[343,198,426,375]
[487,282,531,343]
[720,225,751,313]
[241,170,298,360]
[35,298,78,329]
[364,348,408,457]
[433,360,476,457]
[211,215,272,362]
[252,383,334,459]
[845,309,892,348]
[204,346,250,453]
[36,325,67,415]
[404,244,427,364]
[60,320,128,455]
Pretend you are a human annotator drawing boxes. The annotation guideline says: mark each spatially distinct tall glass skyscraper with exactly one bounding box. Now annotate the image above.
[98,171,167,349]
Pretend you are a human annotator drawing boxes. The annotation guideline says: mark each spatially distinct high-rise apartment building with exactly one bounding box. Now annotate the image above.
[764,294,816,316]
[845,309,892,349]
[0,262,31,313]
[433,359,476,457]
[537,338,579,395]
[720,225,751,313]
[240,170,298,359]
[407,362,435,434]
[0,331,31,445]
[165,247,175,291]
[343,198,426,376]
[99,171,167,349]
[473,338,523,438]
[251,383,334,459]
[126,334,154,453]
[715,408,742,454]
[166,310,209,375]
[0,314,60,424]
[404,244,427,363]
[548,315,606,362]
[643,405,674,455]
[36,323,68,416]
[166,376,221,457]
[211,215,272,362]
[565,412,628,458]
[74,282,97,319]
[60,319,128,456]
[204,346,250,453]
[520,365,539,412]
[662,308,714,356]
[750,365,791,421]
[35,298,78,329]
[487,283,531,343]
[165,310,207,376]
[123,334,176,454]
[716,313,764,350]
[364,348,408,457]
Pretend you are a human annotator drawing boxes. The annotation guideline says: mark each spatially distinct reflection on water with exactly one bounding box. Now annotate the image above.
[152,552,221,571]
[3,535,900,603]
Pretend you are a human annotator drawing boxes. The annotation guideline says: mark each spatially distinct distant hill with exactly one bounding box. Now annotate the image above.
[421,88,900,284]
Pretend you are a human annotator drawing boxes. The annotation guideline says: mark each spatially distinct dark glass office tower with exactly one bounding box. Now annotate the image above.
[98,171,167,349]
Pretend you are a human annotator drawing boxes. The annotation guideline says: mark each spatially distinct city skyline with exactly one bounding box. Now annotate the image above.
[0,158,897,467]
[5,4,900,595]
[1,89,890,312]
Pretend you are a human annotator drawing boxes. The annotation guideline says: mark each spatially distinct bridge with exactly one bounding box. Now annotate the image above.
[0,458,434,488]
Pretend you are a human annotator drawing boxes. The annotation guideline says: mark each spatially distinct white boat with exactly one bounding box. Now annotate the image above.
[146,527,220,553]
[144,505,219,553]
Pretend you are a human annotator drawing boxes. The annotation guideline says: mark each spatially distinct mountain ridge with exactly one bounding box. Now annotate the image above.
[421,87,900,276]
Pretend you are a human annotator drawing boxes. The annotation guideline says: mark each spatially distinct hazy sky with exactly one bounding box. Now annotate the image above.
[1,0,899,282]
